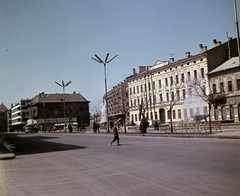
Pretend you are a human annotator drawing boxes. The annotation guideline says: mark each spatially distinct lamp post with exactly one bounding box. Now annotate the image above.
[39,92,49,132]
[91,53,118,132]
[55,80,72,132]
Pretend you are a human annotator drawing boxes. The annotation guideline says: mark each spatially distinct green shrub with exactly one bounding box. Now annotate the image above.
[140,117,149,133]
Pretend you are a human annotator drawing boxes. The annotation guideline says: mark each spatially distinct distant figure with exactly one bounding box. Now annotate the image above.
[110,123,120,146]
[97,124,100,133]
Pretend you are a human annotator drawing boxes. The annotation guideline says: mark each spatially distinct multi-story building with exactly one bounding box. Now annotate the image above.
[104,80,129,125]
[126,38,238,125]
[10,99,32,131]
[208,56,240,122]
[29,92,90,131]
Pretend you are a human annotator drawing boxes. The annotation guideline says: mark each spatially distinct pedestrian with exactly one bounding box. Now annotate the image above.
[97,124,100,133]
[110,123,120,146]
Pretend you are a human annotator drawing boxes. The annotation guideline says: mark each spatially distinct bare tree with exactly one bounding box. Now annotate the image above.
[90,101,102,123]
[161,77,185,133]
[115,83,129,133]
[187,77,227,133]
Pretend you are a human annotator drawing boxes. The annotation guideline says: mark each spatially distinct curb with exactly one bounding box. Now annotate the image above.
[0,143,16,160]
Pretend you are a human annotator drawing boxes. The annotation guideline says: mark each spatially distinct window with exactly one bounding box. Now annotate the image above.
[165,78,168,86]
[173,110,176,119]
[194,70,197,79]
[167,110,171,119]
[166,93,169,102]
[228,81,232,92]
[171,92,174,100]
[152,81,155,90]
[137,86,139,93]
[135,114,137,122]
[160,94,163,102]
[133,87,135,94]
[148,82,151,90]
[220,82,224,92]
[141,85,143,92]
[176,75,179,84]
[176,90,180,100]
[201,68,204,77]
[181,73,185,82]
[237,79,240,90]
[158,80,162,88]
[182,89,186,99]
[170,77,173,85]
[190,108,194,117]
[134,99,136,107]
[153,95,156,104]
[213,84,217,93]
[178,109,181,119]
[184,109,187,120]
[187,72,191,81]
[130,88,132,95]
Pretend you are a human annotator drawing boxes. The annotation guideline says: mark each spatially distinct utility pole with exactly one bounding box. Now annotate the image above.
[55,80,72,132]
[233,0,240,63]
[91,53,118,132]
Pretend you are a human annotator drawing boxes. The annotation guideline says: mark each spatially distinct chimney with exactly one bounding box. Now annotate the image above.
[169,58,174,62]
[185,52,191,57]
[139,66,146,73]
[204,46,207,51]
[228,37,232,41]
[199,44,204,52]
[133,68,136,75]
[213,39,221,47]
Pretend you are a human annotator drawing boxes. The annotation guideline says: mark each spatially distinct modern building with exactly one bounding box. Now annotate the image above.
[126,38,239,125]
[10,99,32,132]
[208,56,240,122]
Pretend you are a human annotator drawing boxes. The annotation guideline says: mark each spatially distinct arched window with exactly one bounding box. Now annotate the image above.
[178,109,181,119]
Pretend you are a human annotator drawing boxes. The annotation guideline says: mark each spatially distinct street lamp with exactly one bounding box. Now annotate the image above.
[39,92,49,132]
[91,53,118,132]
[55,80,72,132]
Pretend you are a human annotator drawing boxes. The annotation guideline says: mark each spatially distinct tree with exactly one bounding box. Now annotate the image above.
[161,78,185,133]
[187,77,227,133]
[115,82,129,133]
[90,101,102,124]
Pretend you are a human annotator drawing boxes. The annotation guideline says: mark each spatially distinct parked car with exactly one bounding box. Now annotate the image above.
[24,125,38,133]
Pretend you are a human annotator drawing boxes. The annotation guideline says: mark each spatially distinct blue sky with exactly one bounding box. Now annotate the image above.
[0,0,238,108]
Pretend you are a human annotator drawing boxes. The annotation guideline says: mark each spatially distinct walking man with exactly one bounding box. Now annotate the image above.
[110,123,120,146]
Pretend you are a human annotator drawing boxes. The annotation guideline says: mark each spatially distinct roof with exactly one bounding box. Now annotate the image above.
[32,93,90,104]
[0,103,8,112]
[208,56,240,74]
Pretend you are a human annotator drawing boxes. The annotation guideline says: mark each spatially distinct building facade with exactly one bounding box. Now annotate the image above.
[208,56,240,122]
[10,99,32,132]
[29,92,90,131]
[104,80,129,125]
[126,38,238,125]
